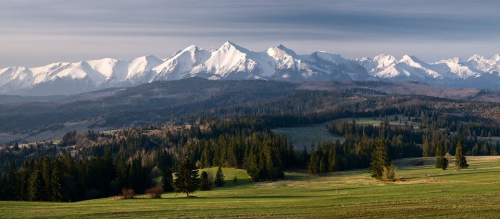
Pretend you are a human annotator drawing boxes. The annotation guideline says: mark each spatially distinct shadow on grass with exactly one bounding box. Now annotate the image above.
[214,195,326,199]
[426,168,500,178]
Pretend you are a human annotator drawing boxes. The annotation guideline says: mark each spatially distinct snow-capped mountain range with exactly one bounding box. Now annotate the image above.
[1,41,499,95]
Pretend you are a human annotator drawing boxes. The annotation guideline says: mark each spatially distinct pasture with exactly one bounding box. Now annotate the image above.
[1,156,500,218]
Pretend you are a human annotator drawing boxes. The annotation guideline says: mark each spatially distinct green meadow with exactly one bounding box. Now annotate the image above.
[1,157,500,218]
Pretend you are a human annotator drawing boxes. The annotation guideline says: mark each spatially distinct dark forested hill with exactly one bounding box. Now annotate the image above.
[2,78,500,133]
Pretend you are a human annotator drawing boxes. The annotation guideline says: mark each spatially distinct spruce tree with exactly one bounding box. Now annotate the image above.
[422,135,430,157]
[328,145,339,172]
[319,157,326,173]
[435,140,448,170]
[308,152,319,175]
[50,161,63,201]
[455,140,468,170]
[199,171,211,191]
[214,166,225,187]
[370,139,391,180]
[162,168,174,192]
[173,157,200,197]
[301,146,309,167]
[28,169,45,201]
[5,161,18,200]
[0,174,4,200]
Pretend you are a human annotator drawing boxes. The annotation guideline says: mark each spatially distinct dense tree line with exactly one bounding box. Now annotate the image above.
[328,109,500,158]
[0,117,294,201]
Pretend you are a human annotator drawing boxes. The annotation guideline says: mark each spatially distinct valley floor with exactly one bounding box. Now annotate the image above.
[1,156,500,218]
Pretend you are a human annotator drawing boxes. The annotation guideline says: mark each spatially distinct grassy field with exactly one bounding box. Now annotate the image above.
[1,157,500,218]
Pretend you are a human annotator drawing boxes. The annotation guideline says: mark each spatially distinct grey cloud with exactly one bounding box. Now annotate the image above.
[0,0,499,68]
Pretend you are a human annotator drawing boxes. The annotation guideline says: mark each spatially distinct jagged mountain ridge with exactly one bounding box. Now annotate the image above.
[1,41,499,95]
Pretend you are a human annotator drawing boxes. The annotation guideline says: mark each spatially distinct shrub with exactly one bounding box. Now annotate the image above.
[381,164,399,182]
[121,188,135,199]
[145,185,163,199]
[435,157,448,170]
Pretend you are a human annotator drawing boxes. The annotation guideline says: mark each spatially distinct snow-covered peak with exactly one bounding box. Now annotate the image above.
[373,54,397,67]
[468,54,485,62]
[467,54,500,73]
[218,41,252,54]
[276,44,296,56]
[493,54,500,61]
[267,45,296,59]
[87,58,118,79]
[2,42,500,95]
[399,55,421,64]
[127,55,162,79]
[153,45,211,80]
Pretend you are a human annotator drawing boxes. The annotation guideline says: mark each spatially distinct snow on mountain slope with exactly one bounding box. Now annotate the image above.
[2,42,500,95]
[468,54,500,73]
[357,55,399,78]
[126,55,163,83]
[0,66,33,88]
[154,45,211,80]
[359,55,444,80]
[433,57,480,79]
[308,51,369,80]
[200,41,274,79]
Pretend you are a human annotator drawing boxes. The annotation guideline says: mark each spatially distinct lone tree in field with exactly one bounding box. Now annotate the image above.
[370,139,391,180]
[214,166,225,187]
[455,140,468,170]
[435,140,448,170]
[174,157,200,197]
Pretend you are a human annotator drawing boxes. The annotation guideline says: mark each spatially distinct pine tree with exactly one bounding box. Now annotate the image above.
[214,166,225,187]
[162,168,174,192]
[0,174,4,200]
[370,139,391,180]
[308,151,319,175]
[19,161,31,201]
[28,169,45,201]
[173,157,200,197]
[422,135,430,157]
[319,157,326,174]
[328,145,339,172]
[301,146,309,167]
[50,161,63,201]
[199,171,211,191]
[41,157,52,201]
[5,161,18,200]
[455,140,468,170]
[435,140,448,170]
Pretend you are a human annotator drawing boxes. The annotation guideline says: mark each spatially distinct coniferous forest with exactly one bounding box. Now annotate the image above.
[1,79,500,202]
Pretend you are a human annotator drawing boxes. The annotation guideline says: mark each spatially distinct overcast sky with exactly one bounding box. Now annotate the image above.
[1,0,499,68]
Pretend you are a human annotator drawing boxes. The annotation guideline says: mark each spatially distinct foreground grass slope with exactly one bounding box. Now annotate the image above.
[1,157,500,218]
